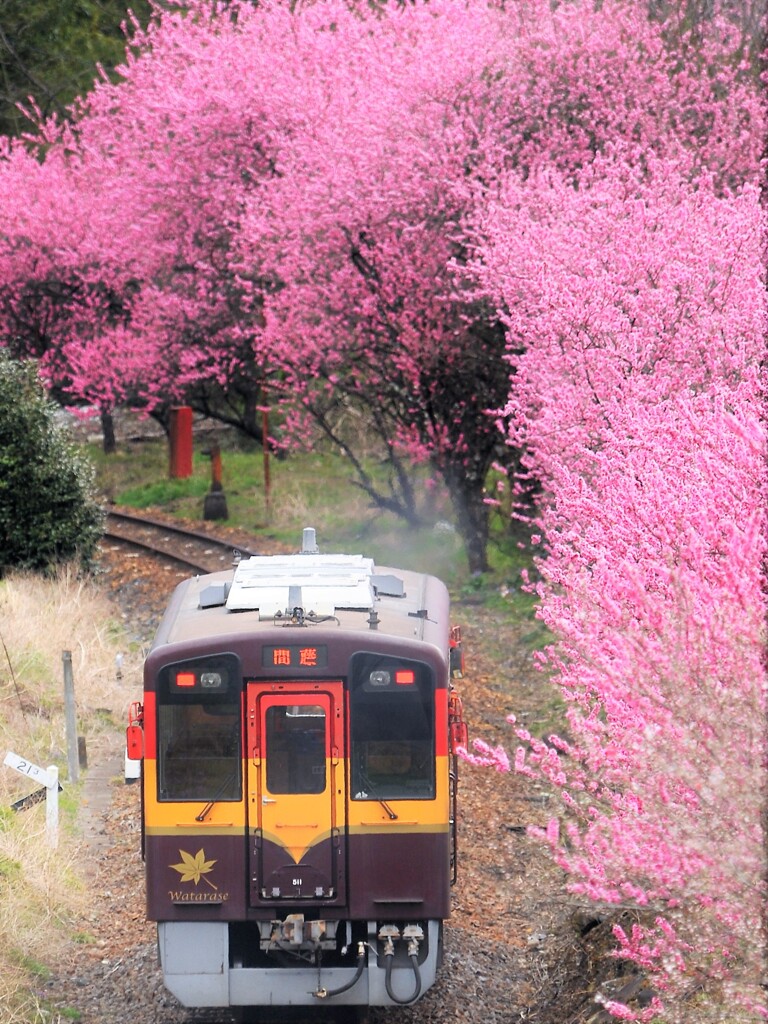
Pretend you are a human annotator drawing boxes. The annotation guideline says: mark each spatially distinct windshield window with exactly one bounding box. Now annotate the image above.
[156,656,241,802]
[350,654,434,800]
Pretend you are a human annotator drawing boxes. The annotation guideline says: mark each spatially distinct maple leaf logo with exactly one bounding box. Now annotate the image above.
[170,848,218,890]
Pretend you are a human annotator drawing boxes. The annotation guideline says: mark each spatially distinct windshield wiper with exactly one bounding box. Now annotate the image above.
[196,769,237,822]
[359,768,398,820]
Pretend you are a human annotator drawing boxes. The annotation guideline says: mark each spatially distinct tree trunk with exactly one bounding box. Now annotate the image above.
[443,463,491,574]
[242,389,260,441]
[101,409,116,454]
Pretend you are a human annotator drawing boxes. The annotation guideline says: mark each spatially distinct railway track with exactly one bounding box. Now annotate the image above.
[103,508,258,575]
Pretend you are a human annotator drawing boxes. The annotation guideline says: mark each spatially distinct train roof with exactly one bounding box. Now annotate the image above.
[149,530,452,658]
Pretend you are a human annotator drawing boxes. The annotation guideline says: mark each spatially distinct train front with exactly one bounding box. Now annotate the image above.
[131,535,465,1009]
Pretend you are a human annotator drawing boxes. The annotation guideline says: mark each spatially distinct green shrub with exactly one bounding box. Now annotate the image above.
[0,357,103,575]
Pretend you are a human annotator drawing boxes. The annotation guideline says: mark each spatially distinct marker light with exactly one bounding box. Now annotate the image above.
[200,672,224,690]
[395,669,416,685]
[176,671,196,688]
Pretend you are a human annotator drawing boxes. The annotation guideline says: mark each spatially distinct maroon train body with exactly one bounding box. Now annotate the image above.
[127,529,466,1010]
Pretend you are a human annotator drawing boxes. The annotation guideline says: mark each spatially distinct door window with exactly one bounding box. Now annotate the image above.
[265,704,326,794]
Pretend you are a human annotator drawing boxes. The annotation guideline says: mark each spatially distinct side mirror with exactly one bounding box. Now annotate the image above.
[126,724,144,760]
[450,720,469,755]
[448,691,468,754]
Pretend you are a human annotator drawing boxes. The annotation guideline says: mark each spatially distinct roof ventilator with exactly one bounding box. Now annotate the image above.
[198,581,232,609]
[301,527,319,554]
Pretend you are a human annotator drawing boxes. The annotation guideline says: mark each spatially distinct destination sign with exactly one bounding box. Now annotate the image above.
[262,645,328,669]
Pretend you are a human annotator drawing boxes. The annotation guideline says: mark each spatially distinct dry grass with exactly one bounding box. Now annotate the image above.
[0,569,142,1024]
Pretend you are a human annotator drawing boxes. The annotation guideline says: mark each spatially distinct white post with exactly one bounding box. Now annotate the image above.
[46,765,59,848]
[62,651,79,784]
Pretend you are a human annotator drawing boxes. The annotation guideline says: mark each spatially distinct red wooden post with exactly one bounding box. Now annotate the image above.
[169,406,193,478]
[210,444,223,491]
[262,408,271,520]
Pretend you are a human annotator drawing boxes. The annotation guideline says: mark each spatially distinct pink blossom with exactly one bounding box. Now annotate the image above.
[457,739,510,773]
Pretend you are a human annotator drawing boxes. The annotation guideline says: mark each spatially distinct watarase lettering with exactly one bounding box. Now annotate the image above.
[168,890,230,902]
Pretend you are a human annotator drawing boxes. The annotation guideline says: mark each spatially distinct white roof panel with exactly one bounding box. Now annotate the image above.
[225,553,377,617]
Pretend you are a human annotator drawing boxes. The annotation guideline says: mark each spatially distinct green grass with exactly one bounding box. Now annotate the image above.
[0,854,21,878]
[87,435,539,597]
[10,953,50,980]
[52,1008,81,1022]
[117,475,210,507]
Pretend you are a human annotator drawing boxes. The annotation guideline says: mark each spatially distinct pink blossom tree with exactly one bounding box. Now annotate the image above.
[0,3,292,444]
[0,137,146,448]
[1,0,761,566]
[474,155,766,1018]
[230,0,761,567]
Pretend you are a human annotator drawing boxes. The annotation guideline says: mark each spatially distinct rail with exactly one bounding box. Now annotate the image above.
[103,509,258,575]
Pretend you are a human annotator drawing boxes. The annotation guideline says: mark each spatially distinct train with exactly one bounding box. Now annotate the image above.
[126,527,467,1011]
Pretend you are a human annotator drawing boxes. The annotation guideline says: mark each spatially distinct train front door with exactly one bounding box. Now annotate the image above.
[246,683,345,904]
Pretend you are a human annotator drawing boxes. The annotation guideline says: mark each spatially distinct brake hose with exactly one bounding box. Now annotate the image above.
[313,943,366,999]
[384,947,422,1005]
